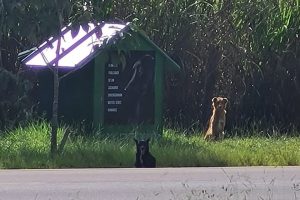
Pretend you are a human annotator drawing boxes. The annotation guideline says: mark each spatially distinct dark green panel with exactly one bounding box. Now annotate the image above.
[154,53,164,134]
[116,31,156,51]
[93,52,109,128]
[36,60,94,123]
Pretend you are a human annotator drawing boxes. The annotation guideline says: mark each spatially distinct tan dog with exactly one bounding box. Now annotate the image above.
[204,97,228,140]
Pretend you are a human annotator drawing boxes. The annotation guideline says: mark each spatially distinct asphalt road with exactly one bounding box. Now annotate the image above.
[0,167,299,200]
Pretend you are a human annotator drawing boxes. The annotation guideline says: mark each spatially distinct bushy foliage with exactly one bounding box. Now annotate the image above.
[105,0,300,131]
[1,0,300,132]
[0,68,36,130]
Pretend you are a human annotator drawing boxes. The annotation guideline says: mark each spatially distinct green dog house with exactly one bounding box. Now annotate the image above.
[22,22,180,133]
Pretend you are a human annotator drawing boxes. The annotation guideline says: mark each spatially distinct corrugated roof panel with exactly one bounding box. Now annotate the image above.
[24,23,126,68]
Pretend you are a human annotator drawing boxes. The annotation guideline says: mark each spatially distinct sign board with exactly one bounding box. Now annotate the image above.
[104,51,155,124]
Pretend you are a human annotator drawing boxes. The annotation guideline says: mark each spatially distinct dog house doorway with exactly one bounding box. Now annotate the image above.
[104,51,155,125]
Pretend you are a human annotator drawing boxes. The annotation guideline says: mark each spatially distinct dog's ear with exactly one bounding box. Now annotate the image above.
[146,138,150,143]
[212,97,217,103]
[223,98,228,106]
[134,138,138,144]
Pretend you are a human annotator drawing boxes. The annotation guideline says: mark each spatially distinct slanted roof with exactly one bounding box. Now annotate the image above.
[22,22,180,71]
[22,22,127,68]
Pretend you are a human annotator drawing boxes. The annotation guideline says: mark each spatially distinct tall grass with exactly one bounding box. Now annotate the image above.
[0,122,299,169]
[111,0,300,128]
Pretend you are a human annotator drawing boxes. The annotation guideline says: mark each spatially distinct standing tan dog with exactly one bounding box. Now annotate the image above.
[204,97,228,140]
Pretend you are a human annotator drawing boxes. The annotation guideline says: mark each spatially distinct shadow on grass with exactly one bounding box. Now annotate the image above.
[151,130,228,167]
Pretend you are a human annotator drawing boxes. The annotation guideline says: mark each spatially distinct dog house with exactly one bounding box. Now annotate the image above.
[21,22,180,133]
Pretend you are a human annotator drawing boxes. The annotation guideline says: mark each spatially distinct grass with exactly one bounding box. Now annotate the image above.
[0,122,299,169]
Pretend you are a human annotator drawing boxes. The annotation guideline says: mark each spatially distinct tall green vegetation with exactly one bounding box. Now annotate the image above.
[111,0,300,131]
[1,0,300,133]
[0,68,35,129]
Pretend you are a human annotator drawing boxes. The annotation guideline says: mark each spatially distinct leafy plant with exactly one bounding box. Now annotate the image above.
[0,68,36,130]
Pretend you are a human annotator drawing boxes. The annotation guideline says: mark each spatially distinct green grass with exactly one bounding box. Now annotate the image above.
[0,122,299,169]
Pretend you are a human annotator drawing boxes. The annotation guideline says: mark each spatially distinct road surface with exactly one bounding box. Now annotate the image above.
[0,167,299,200]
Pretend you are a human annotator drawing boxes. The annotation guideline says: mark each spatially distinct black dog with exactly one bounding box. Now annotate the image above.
[134,139,156,168]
